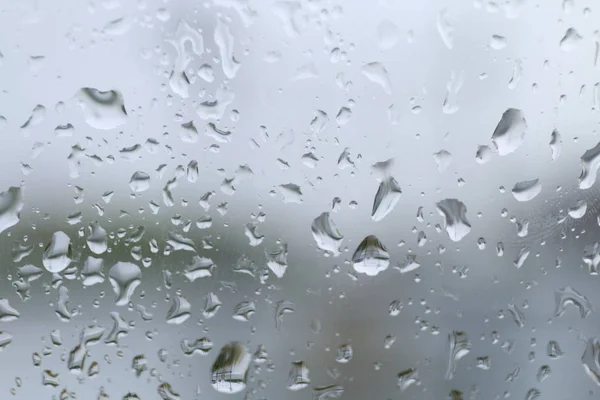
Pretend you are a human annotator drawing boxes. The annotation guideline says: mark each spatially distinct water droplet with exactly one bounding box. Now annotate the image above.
[491,108,527,155]
[475,145,493,164]
[555,286,592,318]
[442,71,464,114]
[371,177,402,221]
[569,200,587,219]
[287,361,310,390]
[550,129,562,161]
[181,337,213,356]
[313,384,344,400]
[445,331,471,380]
[158,382,180,400]
[129,171,150,192]
[214,17,241,79]
[311,212,343,256]
[211,342,251,394]
[108,262,142,306]
[436,199,471,242]
[397,368,419,391]
[184,256,215,281]
[42,231,72,273]
[76,88,127,130]
[336,344,353,363]
[508,303,525,327]
[0,331,12,351]
[87,222,107,254]
[352,235,390,276]
[433,150,453,172]
[578,140,600,189]
[437,9,454,49]
[537,365,551,382]
[489,34,507,49]
[203,292,222,319]
[232,301,256,322]
[0,299,19,321]
[0,187,24,234]
[547,340,564,358]
[560,28,582,51]
[511,179,541,202]
[265,243,289,278]
[278,183,303,203]
[361,62,392,94]
[166,295,191,324]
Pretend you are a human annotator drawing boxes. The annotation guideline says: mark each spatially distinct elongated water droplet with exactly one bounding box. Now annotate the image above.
[311,212,343,256]
[550,129,562,161]
[445,331,471,380]
[579,140,600,189]
[371,177,402,222]
[0,187,24,234]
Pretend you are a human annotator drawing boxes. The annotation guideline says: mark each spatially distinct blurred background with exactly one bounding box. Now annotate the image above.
[0,0,599,398]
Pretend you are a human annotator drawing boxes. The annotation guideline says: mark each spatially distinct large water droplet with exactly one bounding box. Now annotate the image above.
[265,243,289,278]
[560,28,582,51]
[108,262,142,306]
[555,286,592,318]
[76,88,127,130]
[578,140,600,189]
[0,187,24,234]
[445,331,471,380]
[352,235,390,276]
[511,179,541,202]
[361,62,392,94]
[311,212,343,256]
[491,108,527,156]
[287,361,310,391]
[42,231,72,273]
[436,199,471,242]
[371,176,402,221]
[87,222,107,254]
[211,342,251,394]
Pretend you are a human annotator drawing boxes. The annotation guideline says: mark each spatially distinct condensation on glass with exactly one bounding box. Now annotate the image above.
[0,0,599,398]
